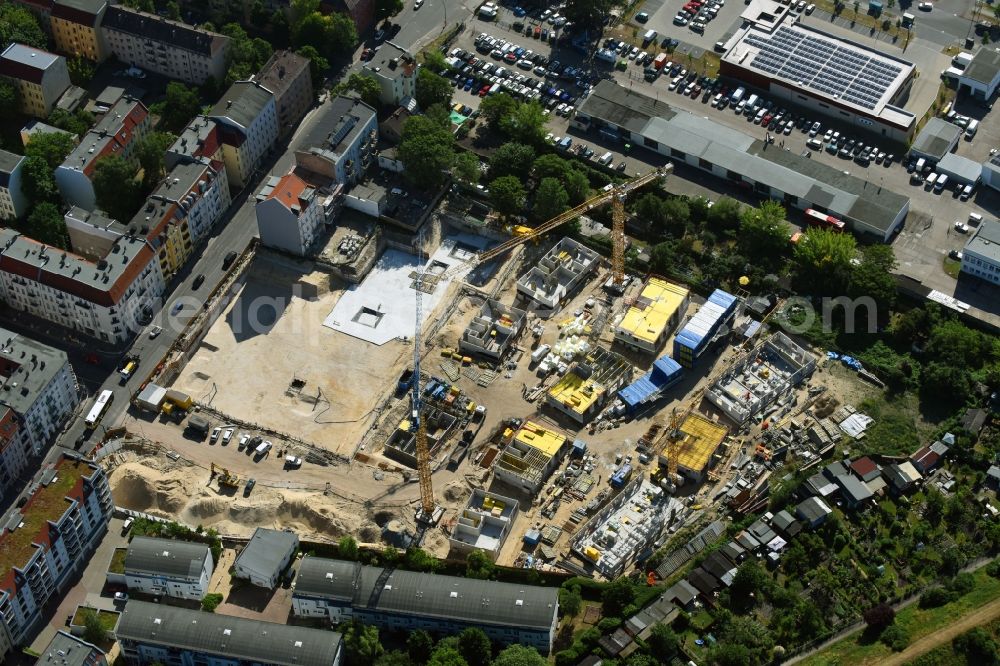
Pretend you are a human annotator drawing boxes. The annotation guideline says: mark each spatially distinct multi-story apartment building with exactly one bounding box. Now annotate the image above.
[122,536,213,600]
[255,169,337,256]
[255,50,313,138]
[0,150,28,222]
[294,95,378,187]
[292,557,559,653]
[37,630,108,666]
[50,0,108,62]
[232,528,298,589]
[0,455,113,653]
[117,601,342,666]
[55,95,150,211]
[0,326,79,463]
[209,81,278,189]
[100,6,229,84]
[362,42,417,106]
[0,43,71,118]
[0,227,165,344]
[147,157,230,244]
[165,116,222,172]
[63,206,126,261]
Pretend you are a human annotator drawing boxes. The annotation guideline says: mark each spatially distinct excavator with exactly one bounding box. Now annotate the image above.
[210,462,239,490]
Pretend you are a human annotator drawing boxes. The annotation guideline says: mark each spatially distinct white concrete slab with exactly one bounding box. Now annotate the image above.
[323,233,489,345]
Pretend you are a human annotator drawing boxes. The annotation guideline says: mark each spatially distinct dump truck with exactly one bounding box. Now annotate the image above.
[118,355,139,381]
[164,389,193,411]
[397,368,414,394]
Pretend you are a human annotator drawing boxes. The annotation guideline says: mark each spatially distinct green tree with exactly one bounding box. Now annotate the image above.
[376,651,413,666]
[93,156,143,222]
[136,131,176,190]
[558,584,582,617]
[739,200,789,262]
[25,131,76,169]
[81,609,105,643]
[338,535,359,560]
[398,112,454,191]
[403,545,440,571]
[500,101,547,145]
[850,244,897,311]
[489,176,526,218]
[863,602,895,630]
[415,68,453,111]
[479,93,518,130]
[729,561,771,612]
[564,169,590,205]
[953,627,1000,665]
[0,2,46,49]
[200,592,223,612]
[466,550,495,579]
[290,0,320,25]
[458,627,492,666]
[160,82,203,132]
[423,50,450,73]
[332,72,381,108]
[428,647,468,666]
[25,202,68,248]
[376,0,404,21]
[345,622,384,666]
[453,151,481,184]
[491,645,545,666]
[706,195,742,232]
[563,0,617,28]
[533,177,569,221]
[490,142,535,180]
[0,79,18,121]
[22,132,76,204]
[123,0,154,11]
[532,154,570,181]
[67,57,95,88]
[296,45,330,88]
[880,623,909,651]
[792,227,857,294]
[407,630,435,664]
[294,11,357,58]
[601,578,635,617]
[646,623,679,661]
[47,107,94,137]
[221,23,273,85]
[921,361,972,406]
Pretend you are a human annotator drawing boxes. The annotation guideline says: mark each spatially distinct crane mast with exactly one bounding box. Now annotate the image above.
[411,269,436,520]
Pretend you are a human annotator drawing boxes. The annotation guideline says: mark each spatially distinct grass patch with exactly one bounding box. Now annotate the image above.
[856,392,935,456]
[691,610,715,631]
[72,607,118,631]
[108,547,127,574]
[943,257,961,279]
[799,568,1000,666]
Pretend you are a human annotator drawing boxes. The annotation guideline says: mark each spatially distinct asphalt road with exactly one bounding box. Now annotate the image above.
[391,0,476,52]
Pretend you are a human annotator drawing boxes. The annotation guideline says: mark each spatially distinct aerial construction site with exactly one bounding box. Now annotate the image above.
[105,167,867,578]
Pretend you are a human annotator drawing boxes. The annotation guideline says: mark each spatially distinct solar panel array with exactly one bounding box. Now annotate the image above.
[744,26,902,110]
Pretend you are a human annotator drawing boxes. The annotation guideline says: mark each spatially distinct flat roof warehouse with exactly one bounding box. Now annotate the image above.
[573,81,910,241]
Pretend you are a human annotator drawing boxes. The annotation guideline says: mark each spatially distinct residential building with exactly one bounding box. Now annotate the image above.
[150,157,230,244]
[55,95,150,211]
[0,327,78,467]
[64,206,127,260]
[363,42,417,106]
[294,95,379,187]
[574,80,910,241]
[100,6,229,84]
[719,0,916,141]
[961,218,1000,286]
[0,227,165,344]
[614,278,689,353]
[122,536,213,600]
[209,81,278,189]
[292,557,559,653]
[516,238,599,309]
[796,496,833,528]
[37,630,107,666]
[958,47,1000,101]
[911,439,950,473]
[126,195,192,279]
[255,169,338,256]
[448,489,519,562]
[20,119,76,148]
[117,600,342,666]
[50,0,108,62]
[0,150,27,221]
[379,106,411,143]
[771,510,801,538]
[493,421,568,494]
[0,456,113,651]
[623,594,678,640]
[546,347,632,424]
[662,413,728,483]
[232,528,298,588]
[165,117,223,171]
[850,456,881,483]
[661,580,698,611]
[883,461,922,494]
[255,50,313,138]
[460,299,526,360]
[0,43,71,118]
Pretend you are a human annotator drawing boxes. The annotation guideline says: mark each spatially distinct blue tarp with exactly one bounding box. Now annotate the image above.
[618,356,684,410]
[673,289,739,365]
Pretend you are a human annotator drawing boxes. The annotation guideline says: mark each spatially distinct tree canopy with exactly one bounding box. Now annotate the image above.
[416,68,453,111]
[296,45,330,88]
[221,23,274,86]
[158,82,203,132]
[0,2,46,49]
[136,132,176,190]
[489,176,526,218]
[398,110,454,191]
[376,0,404,21]
[489,142,535,180]
[491,645,546,666]
[293,9,357,59]
[738,200,789,266]
[332,73,381,109]
[92,156,144,222]
[533,177,569,221]
[26,203,68,248]
[792,227,857,294]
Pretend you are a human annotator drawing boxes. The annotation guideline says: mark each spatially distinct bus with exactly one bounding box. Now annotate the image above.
[804,208,846,232]
[85,390,114,429]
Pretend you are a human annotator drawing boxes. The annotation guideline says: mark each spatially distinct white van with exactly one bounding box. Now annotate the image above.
[924,172,938,189]
[968,212,983,226]
[531,344,551,364]
[730,86,746,103]
[745,94,759,114]
[806,137,823,151]
[934,174,948,192]
[965,119,979,139]
[642,29,657,45]
[255,440,273,456]
[915,157,926,173]
[599,151,614,165]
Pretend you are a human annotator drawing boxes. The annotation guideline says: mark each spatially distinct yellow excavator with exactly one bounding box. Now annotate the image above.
[210,462,239,489]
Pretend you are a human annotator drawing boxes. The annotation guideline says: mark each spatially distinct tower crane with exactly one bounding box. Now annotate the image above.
[411,259,437,524]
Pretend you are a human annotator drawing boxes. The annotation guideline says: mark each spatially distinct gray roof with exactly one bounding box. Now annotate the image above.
[824,460,850,479]
[298,95,377,161]
[364,41,415,77]
[234,527,298,577]
[125,536,209,579]
[294,556,558,630]
[962,48,1000,86]
[578,80,908,237]
[772,510,802,536]
[988,465,1000,480]
[0,326,71,417]
[911,118,962,161]
[838,474,873,503]
[102,6,227,56]
[257,50,311,97]
[117,600,341,666]
[664,580,698,606]
[797,496,832,523]
[210,81,274,131]
[53,0,107,16]
[0,43,61,73]
[966,219,1000,262]
[0,149,23,177]
[937,152,983,183]
[37,630,105,666]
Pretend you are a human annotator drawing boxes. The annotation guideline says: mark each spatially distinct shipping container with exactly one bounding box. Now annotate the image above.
[653,53,668,69]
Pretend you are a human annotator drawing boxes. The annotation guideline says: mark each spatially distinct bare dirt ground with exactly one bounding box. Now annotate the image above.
[880,597,1000,666]
[171,253,410,459]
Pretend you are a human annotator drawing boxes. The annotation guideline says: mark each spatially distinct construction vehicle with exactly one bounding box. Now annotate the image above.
[211,462,239,489]
[164,389,193,411]
[410,243,439,526]
[118,355,140,382]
